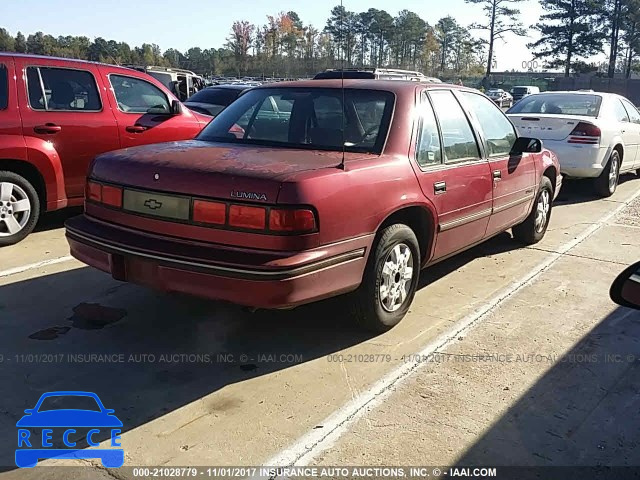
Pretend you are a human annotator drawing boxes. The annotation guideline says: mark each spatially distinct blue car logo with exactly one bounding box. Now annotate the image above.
[16,391,124,468]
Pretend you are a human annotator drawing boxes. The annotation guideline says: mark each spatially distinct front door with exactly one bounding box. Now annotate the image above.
[15,59,120,199]
[411,89,493,261]
[99,69,202,149]
[620,98,640,170]
[458,90,537,235]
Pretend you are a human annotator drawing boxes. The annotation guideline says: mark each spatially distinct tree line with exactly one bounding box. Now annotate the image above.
[0,0,639,79]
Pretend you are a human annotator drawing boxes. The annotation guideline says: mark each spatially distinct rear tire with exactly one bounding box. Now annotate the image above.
[0,171,40,247]
[594,150,620,197]
[512,176,553,245]
[350,224,421,332]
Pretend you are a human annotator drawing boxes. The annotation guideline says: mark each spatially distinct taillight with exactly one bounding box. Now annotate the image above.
[101,185,123,208]
[269,208,316,232]
[568,122,601,144]
[228,205,267,230]
[87,181,102,202]
[193,200,226,225]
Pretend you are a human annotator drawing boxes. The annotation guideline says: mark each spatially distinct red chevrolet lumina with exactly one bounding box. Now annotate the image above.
[65,80,561,331]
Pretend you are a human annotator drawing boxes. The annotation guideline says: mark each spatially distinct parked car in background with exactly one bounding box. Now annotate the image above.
[65,80,560,332]
[507,91,640,197]
[0,54,211,246]
[511,86,540,103]
[184,85,251,116]
[486,89,513,108]
[313,68,442,83]
[125,65,205,101]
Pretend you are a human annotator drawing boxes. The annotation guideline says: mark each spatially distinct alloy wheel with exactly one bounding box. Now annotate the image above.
[0,182,32,237]
[379,243,414,312]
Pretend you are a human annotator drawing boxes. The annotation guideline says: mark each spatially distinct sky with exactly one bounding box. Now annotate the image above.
[0,0,589,72]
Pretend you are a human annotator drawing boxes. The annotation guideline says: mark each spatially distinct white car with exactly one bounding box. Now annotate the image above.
[507,91,640,197]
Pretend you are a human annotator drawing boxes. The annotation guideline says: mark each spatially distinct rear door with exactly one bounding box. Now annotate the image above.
[15,57,119,199]
[620,97,640,169]
[606,97,638,170]
[99,68,202,148]
[411,89,493,261]
[458,90,537,235]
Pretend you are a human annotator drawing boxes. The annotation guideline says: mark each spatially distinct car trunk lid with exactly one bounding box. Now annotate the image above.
[90,140,345,204]
[507,114,595,141]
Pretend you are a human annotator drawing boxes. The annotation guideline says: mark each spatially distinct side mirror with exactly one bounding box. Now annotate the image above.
[510,137,542,155]
[170,100,183,115]
[610,261,640,310]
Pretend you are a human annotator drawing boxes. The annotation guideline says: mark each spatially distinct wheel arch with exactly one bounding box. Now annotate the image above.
[0,159,47,211]
[376,203,436,265]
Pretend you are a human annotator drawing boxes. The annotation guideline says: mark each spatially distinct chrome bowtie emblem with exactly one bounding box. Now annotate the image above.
[143,199,163,210]
[153,173,160,181]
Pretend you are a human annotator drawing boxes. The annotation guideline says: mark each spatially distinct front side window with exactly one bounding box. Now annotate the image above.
[621,98,640,124]
[416,93,442,166]
[110,74,170,114]
[461,92,517,156]
[26,66,101,111]
[428,90,480,163]
[0,64,7,110]
[197,88,395,154]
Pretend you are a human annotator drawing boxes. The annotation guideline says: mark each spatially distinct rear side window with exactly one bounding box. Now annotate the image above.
[416,93,442,167]
[621,98,640,124]
[0,64,7,110]
[428,90,480,163]
[26,66,101,111]
[609,98,630,122]
[461,92,517,156]
[110,74,170,114]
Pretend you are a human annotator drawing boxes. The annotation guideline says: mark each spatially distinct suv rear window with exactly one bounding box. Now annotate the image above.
[198,87,394,154]
[0,64,7,110]
[26,66,101,111]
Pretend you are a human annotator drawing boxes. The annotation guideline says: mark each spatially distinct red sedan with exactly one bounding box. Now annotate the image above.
[65,80,561,331]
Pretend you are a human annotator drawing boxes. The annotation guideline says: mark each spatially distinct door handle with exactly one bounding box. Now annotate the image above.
[493,170,502,180]
[434,181,446,194]
[34,124,61,134]
[126,125,148,133]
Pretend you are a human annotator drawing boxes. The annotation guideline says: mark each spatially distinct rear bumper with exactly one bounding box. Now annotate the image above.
[544,141,609,178]
[65,215,371,309]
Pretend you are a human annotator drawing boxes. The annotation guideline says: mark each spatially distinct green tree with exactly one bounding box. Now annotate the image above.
[465,0,526,77]
[529,0,605,76]
[0,28,15,51]
[14,31,26,53]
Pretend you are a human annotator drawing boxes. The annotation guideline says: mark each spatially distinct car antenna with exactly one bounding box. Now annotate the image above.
[337,0,346,170]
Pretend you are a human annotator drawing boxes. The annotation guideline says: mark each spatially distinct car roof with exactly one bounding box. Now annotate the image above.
[0,52,145,75]
[208,84,252,90]
[251,78,464,93]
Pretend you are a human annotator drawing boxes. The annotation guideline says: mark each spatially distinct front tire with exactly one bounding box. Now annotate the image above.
[0,171,40,247]
[594,150,620,197]
[512,176,553,245]
[350,224,421,332]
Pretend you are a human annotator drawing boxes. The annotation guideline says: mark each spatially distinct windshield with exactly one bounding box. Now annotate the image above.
[38,395,101,412]
[197,87,395,154]
[508,93,602,116]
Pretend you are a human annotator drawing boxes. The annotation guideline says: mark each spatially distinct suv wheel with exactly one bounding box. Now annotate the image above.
[0,171,40,246]
[594,150,620,197]
[350,224,421,332]
[512,176,553,245]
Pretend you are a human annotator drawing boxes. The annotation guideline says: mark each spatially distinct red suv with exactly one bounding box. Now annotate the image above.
[0,54,210,245]
[65,80,562,331]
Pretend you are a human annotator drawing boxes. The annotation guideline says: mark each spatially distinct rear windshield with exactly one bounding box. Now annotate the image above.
[187,88,244,111]
[512,87,529,94]
[197,87,395,154]
[508,93,602,117]
[0,64,7,110]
